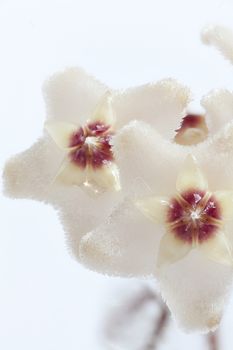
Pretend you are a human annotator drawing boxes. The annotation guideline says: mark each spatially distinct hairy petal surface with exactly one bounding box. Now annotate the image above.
[3,135,122,259]
[158,250,233,332]
[195,121,233,191]
[113,79,191,138]
[201,89,233,135]
[43,67,109,125]
[113,120,186,197]
[3,137,63,201]
[202,25,233,65]
[79,200,164,277]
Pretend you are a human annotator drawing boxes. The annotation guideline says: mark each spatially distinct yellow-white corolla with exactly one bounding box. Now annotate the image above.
[44,93,120,192]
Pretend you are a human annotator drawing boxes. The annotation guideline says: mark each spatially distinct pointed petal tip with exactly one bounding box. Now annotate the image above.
[176,154,208,193]
[44,120,78,150]
[200,232,233,267]
[135,196,170,224]
[90,91,115,126]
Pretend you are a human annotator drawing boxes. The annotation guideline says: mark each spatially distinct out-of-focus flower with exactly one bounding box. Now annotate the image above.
[202,25,233,65]
[3,67,189,260]
[79,26,233,332]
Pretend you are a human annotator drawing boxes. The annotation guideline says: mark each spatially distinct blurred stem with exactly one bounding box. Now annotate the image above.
[206,332,219,350]
[144,305,169,350]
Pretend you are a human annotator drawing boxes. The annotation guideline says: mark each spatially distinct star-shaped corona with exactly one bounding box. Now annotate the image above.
[136,154,233,267]
[45,93,120,192]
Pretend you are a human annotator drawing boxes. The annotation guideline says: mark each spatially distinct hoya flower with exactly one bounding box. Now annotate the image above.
[44,93,120,192]
[136,154,233,268]
[79,26,233,332]
[3,67,190,260]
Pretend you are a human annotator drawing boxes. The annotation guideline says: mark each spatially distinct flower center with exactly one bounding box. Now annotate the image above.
[167,190,222,244]
[174,114,208,145]
[68,121,114,169]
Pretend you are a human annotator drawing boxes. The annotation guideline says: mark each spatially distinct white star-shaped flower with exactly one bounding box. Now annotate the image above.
[136,154,233,268]
[3,67,189,260]
[79,25,233,332]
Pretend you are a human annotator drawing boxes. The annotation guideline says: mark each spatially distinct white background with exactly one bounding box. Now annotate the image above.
[1,0,233,349]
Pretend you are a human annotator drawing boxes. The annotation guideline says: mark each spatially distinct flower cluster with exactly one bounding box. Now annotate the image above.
[3,25,233,333]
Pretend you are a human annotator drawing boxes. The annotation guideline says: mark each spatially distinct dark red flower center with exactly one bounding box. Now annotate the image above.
[174,114,208,145]
[167,190,222,244]
[68,121,114,169]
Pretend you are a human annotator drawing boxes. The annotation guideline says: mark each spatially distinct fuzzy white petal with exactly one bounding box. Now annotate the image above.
[176,154,208,193]
[195,121,233,191]
[79,201,164,276]
[158,250,233,332]
[57,189,121,259]
[113,120,186,197]
[3,136,122,259]
[3,137,63,201]
[201,89,233,135]
[113,79,191,138]
[202,25,233,64]
[43,67,109,125]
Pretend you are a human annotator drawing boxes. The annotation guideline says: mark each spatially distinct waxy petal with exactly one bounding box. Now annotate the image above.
[157,233,191,267]
[176,154,208,193]
[86,163,121,192]
[199,232,233,266]
[55,160,86,186]
[43,67,109,125]
[135,196,170,224]
[202,25,233,65]
[44,120,79,149]
[89,92,115,127]
[201,90,233,135]
[214,191,233,220]
[113,79,191,138]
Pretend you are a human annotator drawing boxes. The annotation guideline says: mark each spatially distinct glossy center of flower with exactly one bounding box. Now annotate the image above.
[69,121,113,169]
[167,190,222,244]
